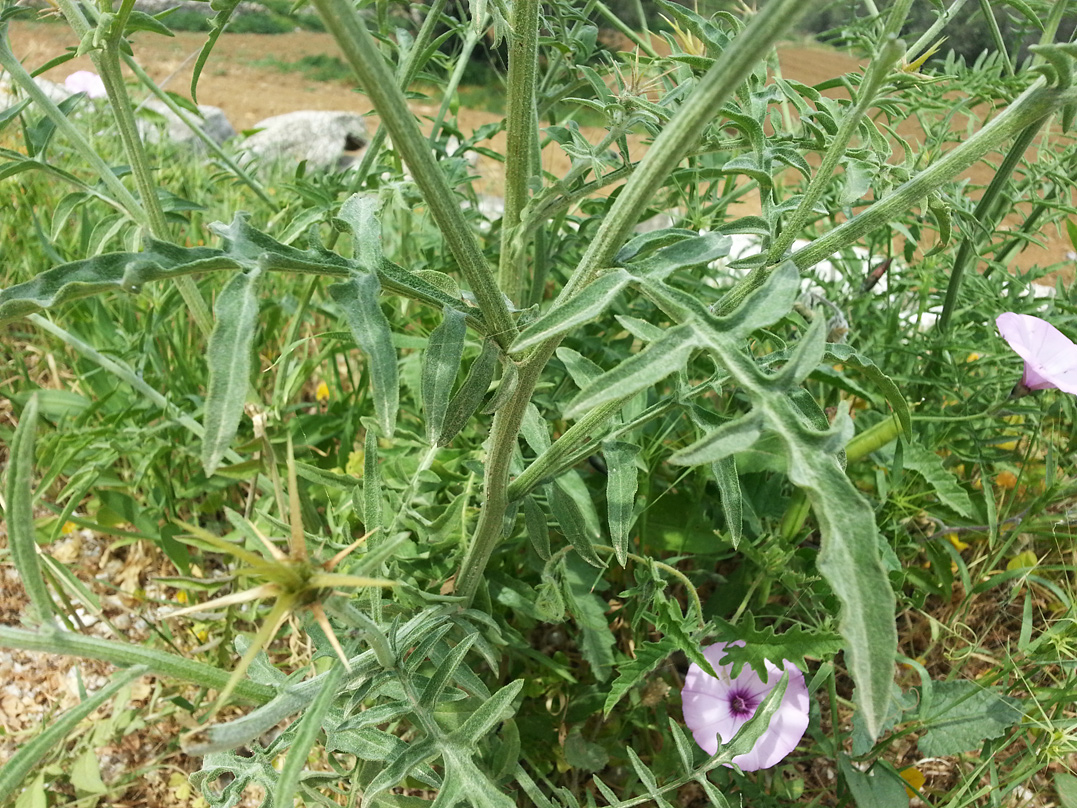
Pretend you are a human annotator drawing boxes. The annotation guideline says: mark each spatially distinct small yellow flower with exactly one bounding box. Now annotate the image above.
[315,381,330,403]
[995,470,1018,490]
[946,533,969,552]
[900,766,926,797]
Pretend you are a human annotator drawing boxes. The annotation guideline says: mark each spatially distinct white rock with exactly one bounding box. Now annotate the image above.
[238,110,369,172]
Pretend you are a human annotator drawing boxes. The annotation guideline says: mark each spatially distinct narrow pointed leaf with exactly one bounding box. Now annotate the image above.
[603,440,640,566]
[604,638,677,717]
[671,412,763,467]
[439,338,499,445]
[822,344,911,436]
[363,427,383,531]
[511,269,633,353]
[668,718,697,775]
[6,395,54,624]
[769,317,826,388]
[714,261,800,338]
[274,663,344,808]
[449,679,524,745]
[363,737,439,802]
[522,494,551,560]
[711,455,743,549]
[420,634,477,704]
[422,307,467,443]
[191,0,242,103]
[202,269,261,475]
[550,481,604,568]
[567,325,698,418]
[330,272,399,436]
[482,352,518,414]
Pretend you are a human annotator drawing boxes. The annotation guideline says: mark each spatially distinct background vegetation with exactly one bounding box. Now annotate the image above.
[2,0,1077,807]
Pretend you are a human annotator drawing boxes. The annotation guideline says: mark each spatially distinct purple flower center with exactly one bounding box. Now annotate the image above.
[727,687,760,719]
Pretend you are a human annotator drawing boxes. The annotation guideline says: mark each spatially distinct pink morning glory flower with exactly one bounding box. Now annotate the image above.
[681,641,810,771]
[996,312,1077,395]
[64,71,107,99]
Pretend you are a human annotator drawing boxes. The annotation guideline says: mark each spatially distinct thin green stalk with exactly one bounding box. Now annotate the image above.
[498,0,541,304]
[719,77,1073,314]
[591,0,659,59]
[0,624,275,704]
[429,22,482,148]
[767,35,904,262]
[904,0,971,64]
[350,0,449,188]
[938,118,1046,331]
[308,0,517,347]
[555,0,811,306]
[120,53,276,210]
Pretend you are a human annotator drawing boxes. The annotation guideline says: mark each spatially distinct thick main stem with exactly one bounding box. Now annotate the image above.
[454,346,554,605]
[498,0,541,305]
[457,0,810,604]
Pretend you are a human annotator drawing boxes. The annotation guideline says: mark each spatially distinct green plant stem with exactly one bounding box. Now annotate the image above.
[555,0,810,306]
[309,0,517,348]
[350,0,449,187]
[498,0,541,305]
[719,78,1075,314]
[767,36,905,262]
[591,0,659,59]
[454,345,554,605]
[0,624,275,704]
[120,53,276,210]
[0,25,144,222]
[461,0,808,604]
[429,19,481,148]
[904,0,971,65]
[938,118,1046,331]
[507,396,628,502]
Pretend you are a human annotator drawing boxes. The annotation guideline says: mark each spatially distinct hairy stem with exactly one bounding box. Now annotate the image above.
[498,0,541,304]
[554,0,811,306]
[309,0,517,347]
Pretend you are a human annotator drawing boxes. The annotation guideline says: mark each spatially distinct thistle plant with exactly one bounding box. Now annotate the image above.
[3,0,1077,805]
[167,438,392,716]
